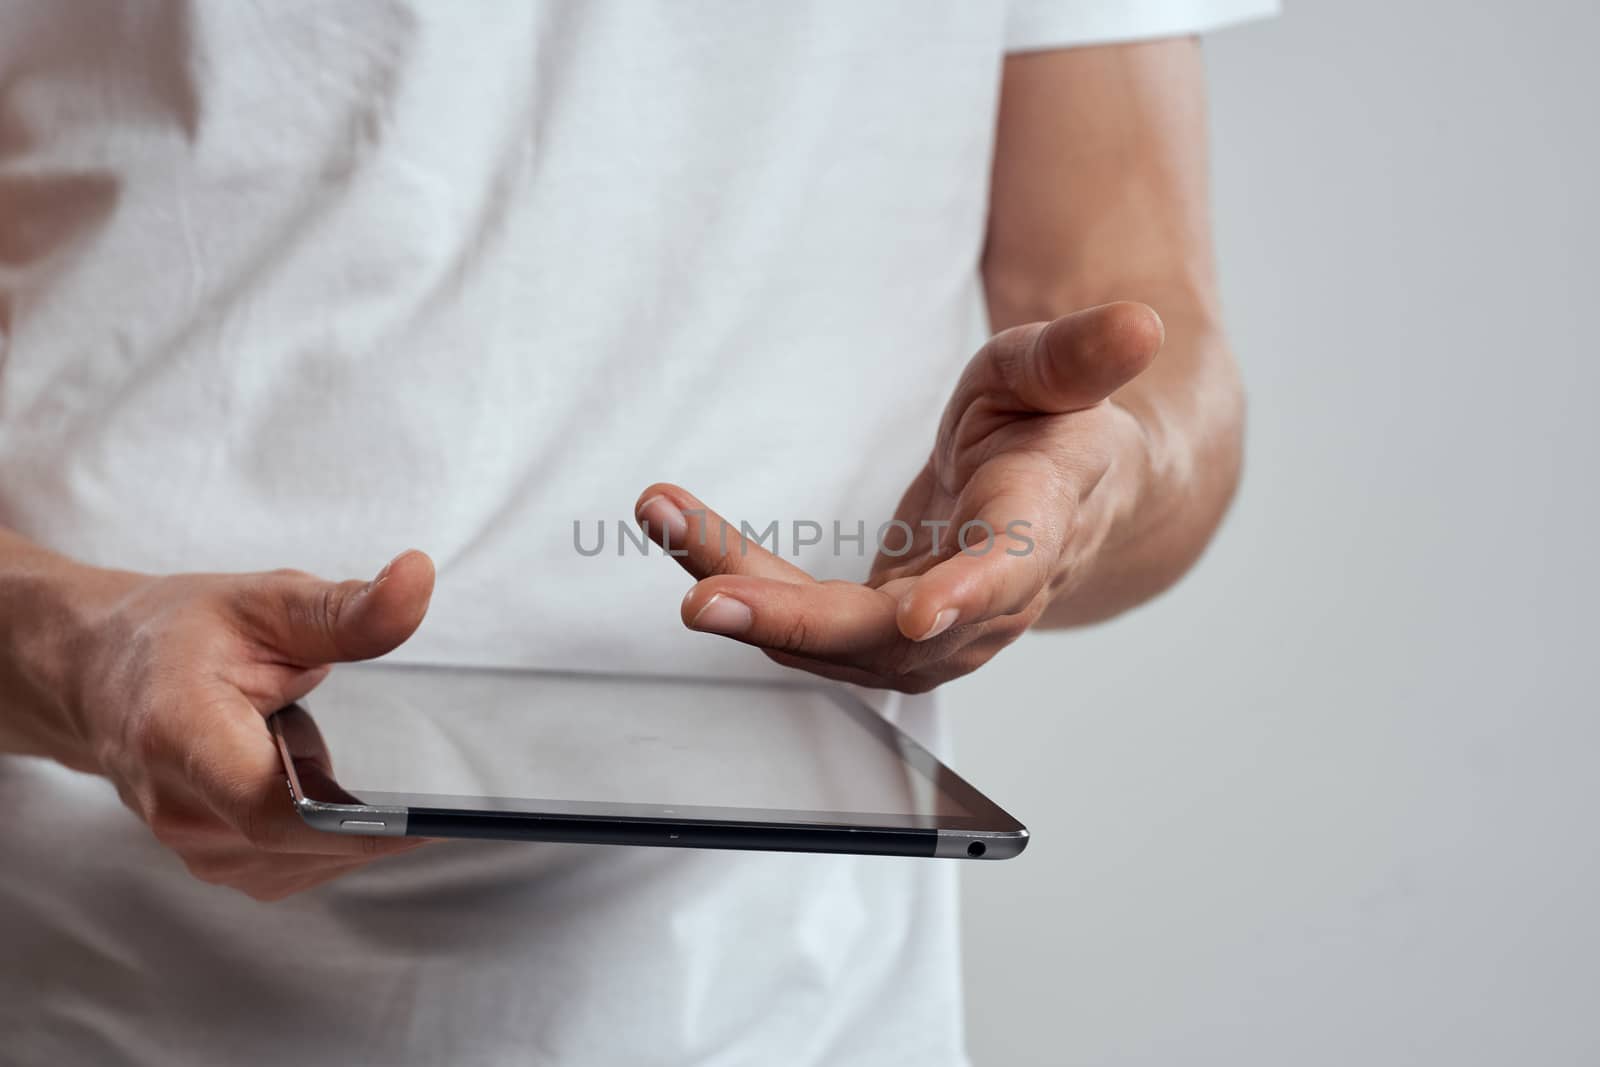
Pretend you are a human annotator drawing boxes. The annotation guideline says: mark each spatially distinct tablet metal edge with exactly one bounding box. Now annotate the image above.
[272,712,411,837]
[934,828,1029,860]
[295,798,410,837]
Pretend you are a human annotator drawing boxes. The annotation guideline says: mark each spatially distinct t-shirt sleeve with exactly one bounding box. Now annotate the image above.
[1005,0,1280,53]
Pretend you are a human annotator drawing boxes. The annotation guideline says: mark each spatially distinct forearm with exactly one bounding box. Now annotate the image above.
[0,527,130,766]
[987,279,1241,627]
[980,39,1241,628]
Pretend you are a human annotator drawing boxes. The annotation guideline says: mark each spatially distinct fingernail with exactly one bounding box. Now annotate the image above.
[916,608,959,642]
[690,594,753,636]
[369,551,404,589]
[638,495,689,550]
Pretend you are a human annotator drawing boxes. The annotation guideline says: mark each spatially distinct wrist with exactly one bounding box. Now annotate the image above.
[0,539,143,769]
[1039,401,1203,628]
[1100,400,1165,543]
[1043,352,1241,628]
[1103,321,1242,551]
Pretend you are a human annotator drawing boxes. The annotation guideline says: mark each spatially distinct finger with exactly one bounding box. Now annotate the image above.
[233,549,436,666]
[866,464,942,587]
[228,660,333,717]
[894,491,1056,641]
[681,575,902,659]
[185,849,420,902]
[945,302,1163,435]
[635,483,811,583]
[253,854,417,899]
[765,649,950,695]
[184,696,424,858]
[276,663,332,705]
[272,702,349,787]
[1008,301,1163,413]
[764,620,1015,693]
[763,649,910,690]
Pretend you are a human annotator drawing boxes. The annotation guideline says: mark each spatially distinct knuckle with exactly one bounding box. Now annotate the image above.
[698,534,743,577]
[178,737,217,792]
[214,777,282,850]
[128,782,162,826]
[266,567,314,581]
[236,803,281,850]
[776,613,816,653]
[989,323,1042,386]
[877,635,937,680]
[263,575,346,650]
[95,734,133,781]
[235,806,265,846]
[890,673,941,695]
[990,573,1048,623]
[990,613,1032,642]
[314,583,345,645]
[143,796,185,844]
[109,777,144,816]
[876,646,947,697]
[223,575,285,633]
[129,710,169,767]
[946,645,998,685]
[1046,555,1081,600]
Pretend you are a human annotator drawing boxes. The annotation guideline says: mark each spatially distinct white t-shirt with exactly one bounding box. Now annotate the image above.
[0,3,1274,1064]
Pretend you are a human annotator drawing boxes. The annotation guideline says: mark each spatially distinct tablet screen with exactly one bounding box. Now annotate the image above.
[287,663,995,829]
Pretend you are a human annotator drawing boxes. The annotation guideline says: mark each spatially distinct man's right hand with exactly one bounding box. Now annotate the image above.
[1,542,435,901]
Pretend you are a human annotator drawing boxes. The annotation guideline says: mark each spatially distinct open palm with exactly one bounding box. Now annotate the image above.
[636,301,1162,692]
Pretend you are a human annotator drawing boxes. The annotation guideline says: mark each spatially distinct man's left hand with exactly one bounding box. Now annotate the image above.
[635,301,1162,692]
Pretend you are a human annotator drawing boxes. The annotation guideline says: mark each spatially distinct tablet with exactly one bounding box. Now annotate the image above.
[270,662,1027,860]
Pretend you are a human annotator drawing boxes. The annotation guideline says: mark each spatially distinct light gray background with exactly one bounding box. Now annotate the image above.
[953,2,1600,1064]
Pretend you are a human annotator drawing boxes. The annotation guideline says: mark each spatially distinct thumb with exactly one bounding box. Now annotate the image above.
[992,301,1164,414]
[241,549,436,665]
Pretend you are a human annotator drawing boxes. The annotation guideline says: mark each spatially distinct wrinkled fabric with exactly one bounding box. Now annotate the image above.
[0,2,1276,1063]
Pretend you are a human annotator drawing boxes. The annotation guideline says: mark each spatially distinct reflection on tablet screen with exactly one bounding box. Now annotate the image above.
[300,665,967,819]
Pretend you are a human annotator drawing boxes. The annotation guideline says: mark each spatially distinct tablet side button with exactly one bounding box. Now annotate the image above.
[340,819,389,831]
